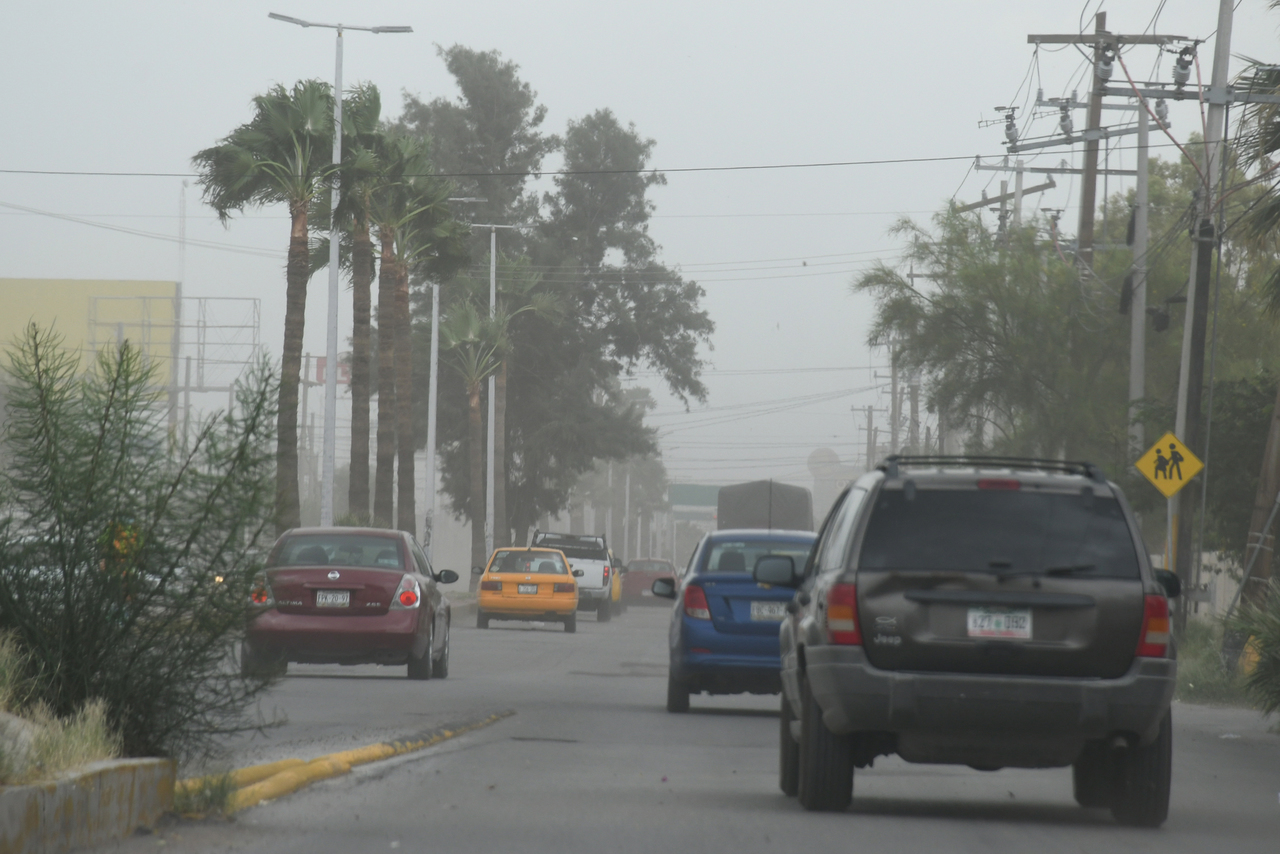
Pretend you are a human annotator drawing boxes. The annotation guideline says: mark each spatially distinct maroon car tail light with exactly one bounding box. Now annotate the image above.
[826,583,862,645]
[553,582,575,593]
[390,575,421,610]
[684,584,711,620]
[977,478,1021,490]
[1136,594,1171,657]
[249,575,274,607]
[480,580,502,592]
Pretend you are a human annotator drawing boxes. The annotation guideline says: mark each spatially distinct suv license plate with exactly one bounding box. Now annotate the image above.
[751,600,788,621]
[316,590,350,608]
[518,584,538,594]
[967,607,1031,639]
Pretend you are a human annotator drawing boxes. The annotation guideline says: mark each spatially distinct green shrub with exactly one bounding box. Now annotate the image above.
[1232,580,1280,715]
[0,325,278,762]
[1175,619,1252,706]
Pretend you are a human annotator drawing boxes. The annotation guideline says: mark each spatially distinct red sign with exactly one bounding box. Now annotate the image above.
[315,356,351,385]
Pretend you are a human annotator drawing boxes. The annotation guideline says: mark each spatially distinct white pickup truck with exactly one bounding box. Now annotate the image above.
[529,531,616,622]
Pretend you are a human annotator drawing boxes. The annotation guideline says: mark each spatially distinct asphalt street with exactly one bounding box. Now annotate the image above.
[99,605,1279,854]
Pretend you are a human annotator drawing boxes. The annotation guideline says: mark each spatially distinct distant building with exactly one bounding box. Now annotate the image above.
[808,447,861,522]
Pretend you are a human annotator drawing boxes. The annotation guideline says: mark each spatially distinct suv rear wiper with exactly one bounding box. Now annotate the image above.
[993,563,1097,581]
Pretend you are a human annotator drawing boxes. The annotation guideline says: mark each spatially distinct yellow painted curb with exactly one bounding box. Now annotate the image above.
[181,710,515,814]
[176,757,306,796]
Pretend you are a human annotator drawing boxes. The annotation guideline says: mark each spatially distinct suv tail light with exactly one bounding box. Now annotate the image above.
[391,575,421,609]
[603,566,611,583]
[684,584,711,620]
[553,582,576,593]
[827,583,862,645]
[249,575,274,607]
[1136,594,1170,657]
[479,580,502,591]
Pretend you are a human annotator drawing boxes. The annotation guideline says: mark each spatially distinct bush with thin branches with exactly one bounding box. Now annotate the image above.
[0,324,278,762]
[1232,580,1280,715]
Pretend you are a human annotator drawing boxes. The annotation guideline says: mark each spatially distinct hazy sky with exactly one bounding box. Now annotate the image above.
[2,0,1276,493]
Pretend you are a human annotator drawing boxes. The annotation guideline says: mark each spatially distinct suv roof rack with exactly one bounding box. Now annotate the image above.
[879,455,1108,484]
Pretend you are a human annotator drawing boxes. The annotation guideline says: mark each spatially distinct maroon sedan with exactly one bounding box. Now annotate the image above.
[243,528,458,680]
[621,558,678,605]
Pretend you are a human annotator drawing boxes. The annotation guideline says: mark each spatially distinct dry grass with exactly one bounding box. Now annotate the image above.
[1175,619,1254,707]
[0,633,120,784]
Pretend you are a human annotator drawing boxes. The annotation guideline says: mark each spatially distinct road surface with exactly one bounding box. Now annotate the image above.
[98,606,1279,853]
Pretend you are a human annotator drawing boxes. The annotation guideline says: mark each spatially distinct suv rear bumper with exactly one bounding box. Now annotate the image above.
[803,646,1176,765]
[577,586,609,603]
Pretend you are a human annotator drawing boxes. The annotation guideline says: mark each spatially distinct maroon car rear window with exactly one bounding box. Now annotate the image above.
[270,535,404,570]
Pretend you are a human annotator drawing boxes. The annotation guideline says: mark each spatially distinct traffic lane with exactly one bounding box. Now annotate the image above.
[101,608,1279,853]
[210,611,589,770]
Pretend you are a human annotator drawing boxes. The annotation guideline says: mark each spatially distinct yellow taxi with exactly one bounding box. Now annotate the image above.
[608,549,626,616]
[476,548,583,633]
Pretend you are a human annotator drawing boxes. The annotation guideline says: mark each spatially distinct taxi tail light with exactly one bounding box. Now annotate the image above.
[1136,594,1170,657]
[479,580,502,592]
[553,582,576,593]
[249,575,274,607]
[390,575,421,609]
[684,584,711,620]
[827,583,862,645]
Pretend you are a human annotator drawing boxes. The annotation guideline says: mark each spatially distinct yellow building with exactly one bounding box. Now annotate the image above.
[0,279,178,381]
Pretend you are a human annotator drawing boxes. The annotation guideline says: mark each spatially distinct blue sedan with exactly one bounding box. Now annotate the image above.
[652,529,817,712]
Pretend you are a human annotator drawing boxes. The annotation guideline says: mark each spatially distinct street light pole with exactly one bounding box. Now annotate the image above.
[268,12,412,528]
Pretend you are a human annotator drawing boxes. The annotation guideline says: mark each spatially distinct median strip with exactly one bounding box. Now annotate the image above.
[179,710,515,814]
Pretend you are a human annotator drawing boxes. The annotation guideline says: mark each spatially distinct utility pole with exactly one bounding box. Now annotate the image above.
[623,465,631,563]
[1077,11,1107,268]
[889,355,900,453]
[1012,160,1025,227]
[909,378,920,452]
[1129,105,1150,462]
[1173,0,1235,627]
[865,406,875,469]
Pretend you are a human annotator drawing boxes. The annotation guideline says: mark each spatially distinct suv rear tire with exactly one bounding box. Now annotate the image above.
[779,692,800,796]
[597,600,612,623]
[1110,708,1172,827]
[666,674,689,713]
[476,611,490,629]
[564,613,577,633]
[797,676,853,811]
[1072,742,1113,808]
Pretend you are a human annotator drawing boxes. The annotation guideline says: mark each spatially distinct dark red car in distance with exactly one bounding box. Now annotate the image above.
[244,528,458,680]
[622,558,678,605]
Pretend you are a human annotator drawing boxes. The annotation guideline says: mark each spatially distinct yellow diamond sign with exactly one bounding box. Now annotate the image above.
[1135,432,1203,497]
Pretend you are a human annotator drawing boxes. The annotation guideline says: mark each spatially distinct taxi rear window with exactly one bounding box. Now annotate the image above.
[491,550,568,574]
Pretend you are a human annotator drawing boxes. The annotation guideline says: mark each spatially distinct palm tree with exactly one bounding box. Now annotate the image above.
[368,135,468,533]
[440,302,504,576]
[458,255,562,547]
[192,79,334,532]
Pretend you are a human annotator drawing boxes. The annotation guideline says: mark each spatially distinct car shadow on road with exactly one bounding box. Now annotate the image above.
[847,796,1113,827]
[686,707,778,719]
[281,673,408,681]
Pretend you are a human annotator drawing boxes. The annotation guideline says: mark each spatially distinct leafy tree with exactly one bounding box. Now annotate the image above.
[0,326,277,761]
[192,79,334,532]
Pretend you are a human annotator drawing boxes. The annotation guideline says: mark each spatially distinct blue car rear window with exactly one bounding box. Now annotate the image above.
[700,540,814,574]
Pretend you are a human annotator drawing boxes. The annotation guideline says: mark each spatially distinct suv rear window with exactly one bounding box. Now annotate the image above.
[859,488,1140,579]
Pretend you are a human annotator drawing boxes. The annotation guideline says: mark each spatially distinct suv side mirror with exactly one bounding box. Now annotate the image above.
[573,569,585,578]
[753,555,798,588]
[651,577,677,600]
[436,569,459,585]
[1155,569,1181,598]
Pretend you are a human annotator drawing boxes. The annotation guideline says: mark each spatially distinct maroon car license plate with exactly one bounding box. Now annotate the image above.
[316,590,350,608]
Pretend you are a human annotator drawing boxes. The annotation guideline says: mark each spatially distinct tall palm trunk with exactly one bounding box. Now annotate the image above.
[468,379,486,585]
[348,217,374,521]
[394,256,416,534]
[276,201,309,533]
[493,359,509,547]
[373,230,397,527]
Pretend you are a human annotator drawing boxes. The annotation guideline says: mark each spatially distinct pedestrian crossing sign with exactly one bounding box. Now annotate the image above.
[1135,432,1203,498]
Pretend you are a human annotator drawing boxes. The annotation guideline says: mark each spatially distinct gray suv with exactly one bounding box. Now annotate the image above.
[760,456,1179,826]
